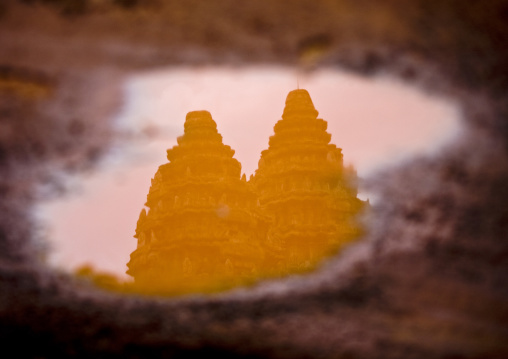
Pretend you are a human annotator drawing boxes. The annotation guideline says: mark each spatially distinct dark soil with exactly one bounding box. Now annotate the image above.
[1,1,508,358]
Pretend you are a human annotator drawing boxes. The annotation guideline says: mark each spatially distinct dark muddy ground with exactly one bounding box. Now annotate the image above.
[0,1,507,358]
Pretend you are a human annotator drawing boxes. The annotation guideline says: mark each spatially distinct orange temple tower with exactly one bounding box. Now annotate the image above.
[126,111,266,294]
[251,89,364,275]
[126,90,365,295]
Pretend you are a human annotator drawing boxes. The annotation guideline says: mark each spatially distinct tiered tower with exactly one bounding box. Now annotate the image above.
[126,111,266,294]
[252,89,364,275]
[126,90,366,295]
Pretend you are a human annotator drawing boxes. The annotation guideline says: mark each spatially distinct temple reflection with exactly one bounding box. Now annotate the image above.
[36,67,460,293]
[126,89,366,295]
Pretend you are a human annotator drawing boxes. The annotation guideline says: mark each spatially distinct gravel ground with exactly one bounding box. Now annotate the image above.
[0,1,507,358]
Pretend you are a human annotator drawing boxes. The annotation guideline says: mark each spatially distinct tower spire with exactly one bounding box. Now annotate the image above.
[127,111,265,295]
[251,88,364,275]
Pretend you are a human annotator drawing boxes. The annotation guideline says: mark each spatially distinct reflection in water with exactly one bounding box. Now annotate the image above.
[127,90,366,295]
[35,67,459,293]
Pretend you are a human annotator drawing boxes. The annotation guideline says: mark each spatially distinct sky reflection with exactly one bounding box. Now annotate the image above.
[36,66,460,278]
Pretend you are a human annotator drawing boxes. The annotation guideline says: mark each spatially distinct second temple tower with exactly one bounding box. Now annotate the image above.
[252,89,364,275]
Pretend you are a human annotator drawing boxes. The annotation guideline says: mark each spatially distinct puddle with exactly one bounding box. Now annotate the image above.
[35,66,460,288]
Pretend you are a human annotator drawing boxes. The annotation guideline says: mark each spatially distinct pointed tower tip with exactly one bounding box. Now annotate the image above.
[285,89,313,105]
[283,89,318,119]
[184,110,217,133]
[186,110,212,120]
[287,88,310,97]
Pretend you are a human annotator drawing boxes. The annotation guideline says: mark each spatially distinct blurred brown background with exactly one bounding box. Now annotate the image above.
[0,1,507,358]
